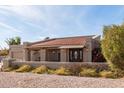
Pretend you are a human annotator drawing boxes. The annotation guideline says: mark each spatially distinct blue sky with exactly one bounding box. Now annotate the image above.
[0,5,124,48]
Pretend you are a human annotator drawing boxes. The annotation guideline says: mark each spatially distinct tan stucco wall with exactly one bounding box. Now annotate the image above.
[92,36,101,49]
[9,42,32,61]
[9,45,24,61]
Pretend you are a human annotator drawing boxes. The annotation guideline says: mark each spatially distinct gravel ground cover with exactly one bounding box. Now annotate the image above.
[0,72,124,88]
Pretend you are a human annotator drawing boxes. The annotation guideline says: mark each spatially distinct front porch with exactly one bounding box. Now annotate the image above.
[24,46,92,62]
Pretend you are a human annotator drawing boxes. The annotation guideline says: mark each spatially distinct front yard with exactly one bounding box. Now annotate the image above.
[0,72,124,88]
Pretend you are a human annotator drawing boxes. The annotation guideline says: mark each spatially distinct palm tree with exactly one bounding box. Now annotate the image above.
[15,37,21,45]
[5,37,21,45]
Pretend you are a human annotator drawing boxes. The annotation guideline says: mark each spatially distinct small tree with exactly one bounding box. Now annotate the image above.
[101,24,124,70]
[14,37,21,45]
[5,36,21,45]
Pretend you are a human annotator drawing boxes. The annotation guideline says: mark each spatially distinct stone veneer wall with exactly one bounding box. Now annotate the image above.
[10,61,108,70]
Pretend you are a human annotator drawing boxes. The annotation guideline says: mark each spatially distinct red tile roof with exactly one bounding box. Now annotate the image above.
[27,35,94,48]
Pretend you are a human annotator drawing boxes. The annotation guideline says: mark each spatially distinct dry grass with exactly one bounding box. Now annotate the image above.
[32,65,47,74]
[79,68,98,77]
[54,67,72,75]
[15,65,32,72]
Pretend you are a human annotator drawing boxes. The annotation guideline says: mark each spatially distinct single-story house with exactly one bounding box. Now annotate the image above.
[9,35,100,62]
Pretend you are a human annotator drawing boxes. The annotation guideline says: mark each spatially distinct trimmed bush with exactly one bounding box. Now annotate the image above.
[15,65,32,72]
[79,68,98,77]
[32,65,47,74]
[55,67,72,75]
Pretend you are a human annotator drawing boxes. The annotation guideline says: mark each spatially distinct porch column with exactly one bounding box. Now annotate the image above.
[30,50,35,61]
[23,42,30,61]
[83,39,92,62]
[23,49,29,61]
[60,49,67,62]
[40,49,46,61]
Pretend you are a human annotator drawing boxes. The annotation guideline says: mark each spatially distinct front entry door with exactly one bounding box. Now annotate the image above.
[69,48,83,62]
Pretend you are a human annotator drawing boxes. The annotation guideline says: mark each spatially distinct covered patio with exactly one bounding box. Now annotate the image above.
[24,45,90,62]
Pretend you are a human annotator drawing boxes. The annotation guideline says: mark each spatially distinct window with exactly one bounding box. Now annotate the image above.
[74,51,78,59]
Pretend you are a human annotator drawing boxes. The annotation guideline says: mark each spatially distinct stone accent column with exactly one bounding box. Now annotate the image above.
[83,39,92,62]
[40,49,46,61]
[60,49,67,62]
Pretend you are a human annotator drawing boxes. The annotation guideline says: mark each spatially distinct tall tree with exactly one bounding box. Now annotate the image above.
[101,23,124,70]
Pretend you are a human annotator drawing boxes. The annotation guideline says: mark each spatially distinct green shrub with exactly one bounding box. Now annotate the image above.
[55,67,72,75]
[111,70,124,78]
[32,65,47,74]
[15,65,32,72]
[101,24,124,70]
[3,67,14,72]
[79,68,98,77]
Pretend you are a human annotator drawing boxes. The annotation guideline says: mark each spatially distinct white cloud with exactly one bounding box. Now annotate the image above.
[0,6,92,33]
[0,22,22,33]
[0,6,44,22]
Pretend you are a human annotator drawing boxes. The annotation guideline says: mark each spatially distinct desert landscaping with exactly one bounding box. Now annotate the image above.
[1,72,124,88]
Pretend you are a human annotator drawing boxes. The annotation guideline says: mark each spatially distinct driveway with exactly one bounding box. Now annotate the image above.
[0,72,124,88]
